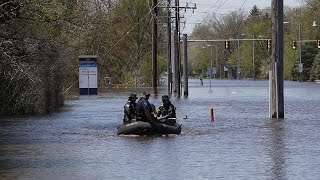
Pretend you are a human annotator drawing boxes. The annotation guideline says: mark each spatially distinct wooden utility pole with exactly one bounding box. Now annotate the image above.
[152,0,158,90]
[174,0,181,96]
[183,34,188,96]
[167,0,172,95]
[161,1,195,96]
[270,0,284,118]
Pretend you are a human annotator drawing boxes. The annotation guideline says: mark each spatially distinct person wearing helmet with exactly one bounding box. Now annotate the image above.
[123,93,138,124]
[156,95,176,125]
[136,92,156,123]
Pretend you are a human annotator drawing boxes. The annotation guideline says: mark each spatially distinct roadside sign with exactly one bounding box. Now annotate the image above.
[224,65,228,72]
[79,55,98,95]
[299,63,303,73]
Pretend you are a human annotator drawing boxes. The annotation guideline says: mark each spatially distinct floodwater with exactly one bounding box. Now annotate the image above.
[1,79,320,179]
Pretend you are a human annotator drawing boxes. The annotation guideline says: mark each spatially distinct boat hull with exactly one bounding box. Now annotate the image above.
[117,121,181,135]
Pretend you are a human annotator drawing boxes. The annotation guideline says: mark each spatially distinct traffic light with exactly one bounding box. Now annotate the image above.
[267,39,272,50]
[317,40,320,49]
[225,41,230,49]
[292,40,297,50]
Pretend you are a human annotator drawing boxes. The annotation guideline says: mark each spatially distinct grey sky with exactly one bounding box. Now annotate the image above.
[180,0,304,34]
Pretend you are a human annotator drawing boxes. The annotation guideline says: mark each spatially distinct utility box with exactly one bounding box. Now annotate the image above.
[79,55,98,95]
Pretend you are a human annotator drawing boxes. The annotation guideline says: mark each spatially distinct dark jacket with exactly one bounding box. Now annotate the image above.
[156,102,176,125]
[157,102,176,119]
[123,100,136,123]
[136,97,153,122]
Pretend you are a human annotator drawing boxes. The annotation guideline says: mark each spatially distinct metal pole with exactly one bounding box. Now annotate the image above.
[215,45,218,79]
[237,41,240,79]
[183,34,188,96]
[210,47,212,90]
[298,21,302,81]
[298,3,303,81]
[87,69,90,96]
[253,35,255,81]
[220,62,222,79]
[152,0,158,90]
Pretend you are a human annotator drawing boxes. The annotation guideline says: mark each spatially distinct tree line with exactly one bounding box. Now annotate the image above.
[1,0,319,116]
[0,0,167,115]
[189,0,320,81]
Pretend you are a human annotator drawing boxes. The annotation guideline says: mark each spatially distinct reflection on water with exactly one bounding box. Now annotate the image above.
[268,120,286,180]
[1,79,320,179]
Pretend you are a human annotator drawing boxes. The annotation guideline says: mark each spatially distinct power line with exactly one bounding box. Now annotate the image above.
[106,0,165,55]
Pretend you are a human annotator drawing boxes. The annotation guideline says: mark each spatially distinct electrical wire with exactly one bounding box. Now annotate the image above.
[106,0,165,55]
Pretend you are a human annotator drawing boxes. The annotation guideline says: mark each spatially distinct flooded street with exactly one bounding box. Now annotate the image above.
[1,79,320,179]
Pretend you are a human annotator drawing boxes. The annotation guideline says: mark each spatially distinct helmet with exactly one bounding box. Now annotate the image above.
[162,95,170,105]
[129,94,137,100]
[143,91,150,97]
[162,95,169,100]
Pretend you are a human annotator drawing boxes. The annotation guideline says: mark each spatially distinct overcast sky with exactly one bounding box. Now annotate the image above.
[180,0,304,34]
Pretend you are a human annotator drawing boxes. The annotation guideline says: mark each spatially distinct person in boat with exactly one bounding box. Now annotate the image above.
[123,93,138,124]
[136,92,156,123]
[156,95,176,125]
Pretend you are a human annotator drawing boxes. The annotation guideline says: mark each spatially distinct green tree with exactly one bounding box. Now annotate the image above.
[234,7,271,79]
[310,52,320,81]
[292,42,318,81]
[190,11,246,78]
[248,5,261,21]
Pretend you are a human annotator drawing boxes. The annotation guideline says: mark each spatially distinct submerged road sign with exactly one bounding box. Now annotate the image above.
[79,55,98,95]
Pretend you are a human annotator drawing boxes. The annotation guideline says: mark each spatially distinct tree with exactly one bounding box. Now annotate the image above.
[248,5,262,22]
[0,0,71,115]
[233,6,271,79]
[310,52,320,81]
[190,11,246,78]
[292,42,318,81]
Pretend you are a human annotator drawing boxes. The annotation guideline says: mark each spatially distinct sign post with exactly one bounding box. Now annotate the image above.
[79,55,98,95]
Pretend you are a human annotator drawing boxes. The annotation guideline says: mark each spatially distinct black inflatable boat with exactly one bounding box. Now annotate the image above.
[117,119,181,135]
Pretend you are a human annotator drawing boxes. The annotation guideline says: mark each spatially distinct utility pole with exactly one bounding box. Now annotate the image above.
[183,34,188,95]
[152,0,158,90]
[167,0,172,95]
[172,29,177,93]
[270,0,284,118]
[160,1,195,95]
[174,0,180,96]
